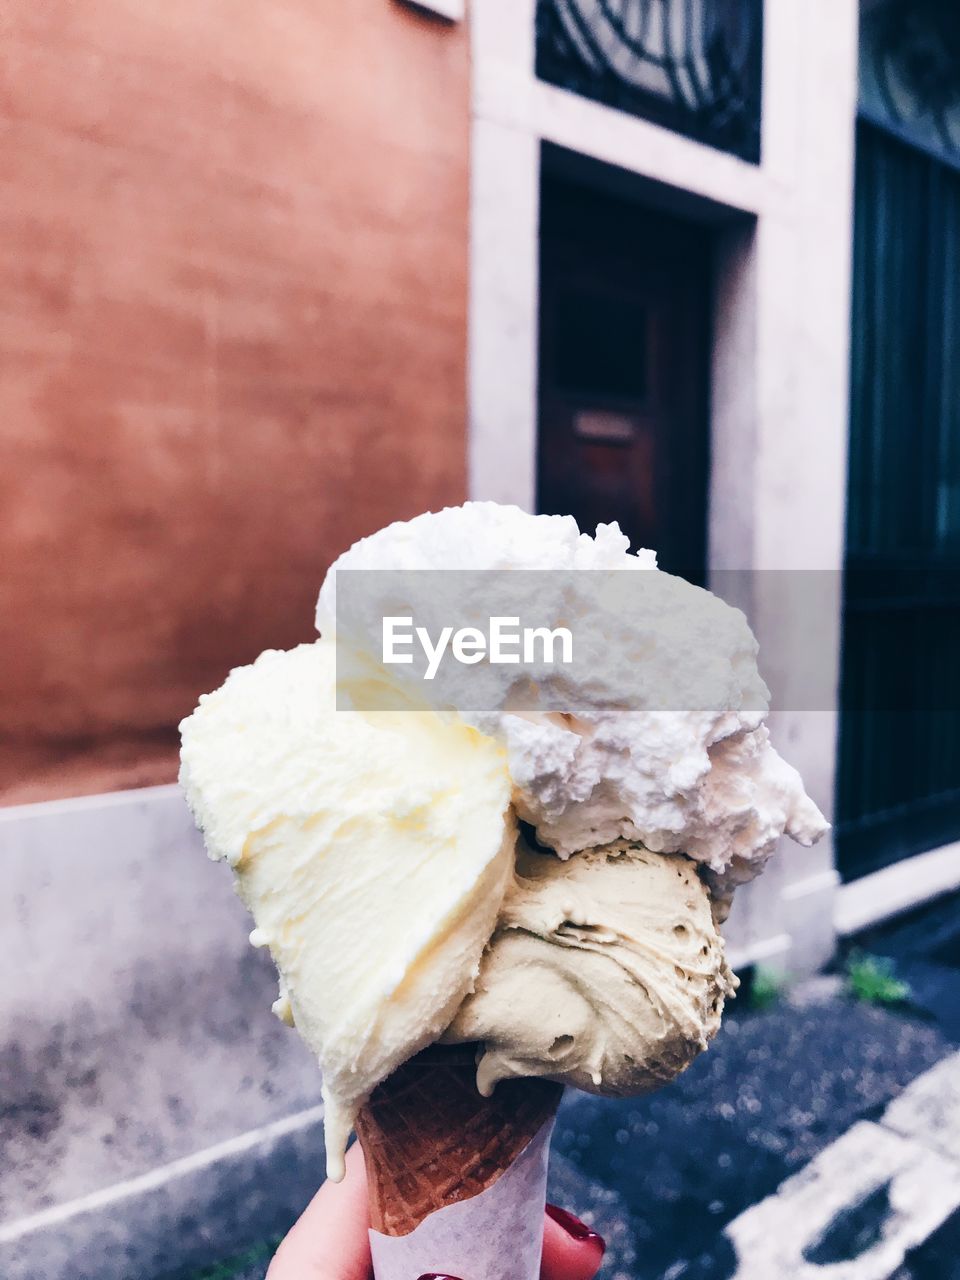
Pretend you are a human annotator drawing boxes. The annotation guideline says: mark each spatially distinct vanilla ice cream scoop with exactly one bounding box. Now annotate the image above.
[444,840,736,1096]
[179,641,515,1179]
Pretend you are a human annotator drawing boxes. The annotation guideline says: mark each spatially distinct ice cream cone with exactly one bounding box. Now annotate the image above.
[355,1042,563,1237]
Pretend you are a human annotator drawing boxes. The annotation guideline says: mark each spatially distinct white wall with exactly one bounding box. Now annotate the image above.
[469,0,861,972]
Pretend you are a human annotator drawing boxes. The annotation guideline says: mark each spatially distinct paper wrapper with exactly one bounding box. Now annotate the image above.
[368,1113,556,1280]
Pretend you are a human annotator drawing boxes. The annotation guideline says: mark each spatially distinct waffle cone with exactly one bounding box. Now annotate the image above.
[355,1043,562,1236]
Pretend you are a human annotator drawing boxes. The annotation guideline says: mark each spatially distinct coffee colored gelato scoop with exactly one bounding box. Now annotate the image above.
[444,840,737,1097]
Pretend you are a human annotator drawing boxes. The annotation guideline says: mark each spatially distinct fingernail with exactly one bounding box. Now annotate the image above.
[416,1275,465,1279]
[546,1203,606,1253]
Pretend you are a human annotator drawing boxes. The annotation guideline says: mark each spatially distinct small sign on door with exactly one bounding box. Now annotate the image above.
[573,409,639,444]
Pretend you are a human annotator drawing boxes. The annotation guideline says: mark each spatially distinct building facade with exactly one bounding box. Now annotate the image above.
[3,0,960,1060]
[467,0,960,972]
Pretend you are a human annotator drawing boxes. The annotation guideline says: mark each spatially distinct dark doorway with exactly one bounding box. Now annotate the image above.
[537,166,712,582]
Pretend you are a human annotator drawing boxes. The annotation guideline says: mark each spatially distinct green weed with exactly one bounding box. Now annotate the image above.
[845,950,911,1006]
[749,965,787,1010]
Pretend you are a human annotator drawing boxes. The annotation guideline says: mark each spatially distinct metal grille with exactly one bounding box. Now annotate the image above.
[859,0,960,173]
[836,119,960,880]
[535,0,763,162]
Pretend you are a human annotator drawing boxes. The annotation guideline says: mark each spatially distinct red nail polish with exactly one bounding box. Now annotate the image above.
[546,1203,606,1253]
[416,1275,465,1279]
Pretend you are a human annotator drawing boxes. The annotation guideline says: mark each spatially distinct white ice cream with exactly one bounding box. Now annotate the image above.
[180,502,827,1182]
[317,502,828,897]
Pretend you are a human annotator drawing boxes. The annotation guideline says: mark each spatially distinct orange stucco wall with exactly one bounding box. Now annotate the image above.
[0,1,470,803]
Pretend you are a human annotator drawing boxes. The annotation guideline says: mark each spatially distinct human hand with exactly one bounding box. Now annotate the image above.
[267,1141,606,1280]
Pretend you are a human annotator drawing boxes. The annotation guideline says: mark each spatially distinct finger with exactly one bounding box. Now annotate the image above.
[541,1204,606,1280]
[267,1141,372,1280]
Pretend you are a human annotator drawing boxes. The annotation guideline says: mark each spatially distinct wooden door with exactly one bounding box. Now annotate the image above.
[537,172,711,581]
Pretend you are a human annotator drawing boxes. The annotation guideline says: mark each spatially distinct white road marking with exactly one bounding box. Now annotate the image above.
[724,1051,960,1279]
[727,1121,960,1280]
[883,1051,960,1161]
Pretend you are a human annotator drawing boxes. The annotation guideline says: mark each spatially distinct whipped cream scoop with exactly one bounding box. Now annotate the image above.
[317,502,828,897]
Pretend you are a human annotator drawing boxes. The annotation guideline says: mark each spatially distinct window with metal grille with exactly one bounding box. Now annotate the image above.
[534,0,763,162]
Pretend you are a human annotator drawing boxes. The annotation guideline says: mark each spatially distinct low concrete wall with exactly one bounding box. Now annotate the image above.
[3,786,242,1026]
[0,786,321,1223]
